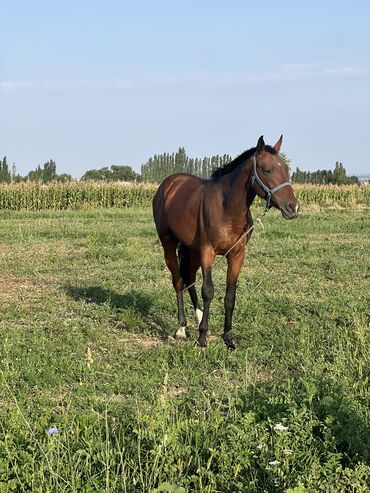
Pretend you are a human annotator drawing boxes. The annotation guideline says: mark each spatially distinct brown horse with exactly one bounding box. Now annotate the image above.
[153,136,299,349]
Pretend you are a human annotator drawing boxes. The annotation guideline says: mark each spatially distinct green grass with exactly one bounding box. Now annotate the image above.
[0,207,369,492]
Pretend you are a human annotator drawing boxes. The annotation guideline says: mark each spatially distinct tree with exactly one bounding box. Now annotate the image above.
[56,173,72,183]
[279,152,292,175]
[42,159,57,183]
[11,163,22,183]
[25,159,69,182]
[81,165,140,182]
[26,165,43,182]
[81,167,110,181]
[333,161,347,185]
[110,165,140,182]
[0,156,11,183]
[174,147,187,174]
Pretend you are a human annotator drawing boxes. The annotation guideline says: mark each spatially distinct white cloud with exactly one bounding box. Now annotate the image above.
[0,81,34,92]
[1,64,368,94]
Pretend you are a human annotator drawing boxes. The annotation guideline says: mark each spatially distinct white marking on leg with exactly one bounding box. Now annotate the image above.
[175,325,187,340]
[195,308,203,325]
[195,308,210,335]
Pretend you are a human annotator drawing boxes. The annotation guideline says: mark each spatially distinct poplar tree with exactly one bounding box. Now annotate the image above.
[0,156,11,183]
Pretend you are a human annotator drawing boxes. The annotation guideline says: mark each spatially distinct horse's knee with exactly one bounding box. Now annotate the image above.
[173,277,184,292]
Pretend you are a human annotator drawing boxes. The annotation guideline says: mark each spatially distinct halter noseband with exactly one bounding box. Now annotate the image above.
[251,154,291,210]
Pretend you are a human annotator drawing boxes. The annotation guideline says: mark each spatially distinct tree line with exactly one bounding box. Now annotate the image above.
[0,157,72,183]
[0,151,360,185]
[0,157,141,184]
[141,148,359,185]
[140,147,233,182]
[291,161,359,185]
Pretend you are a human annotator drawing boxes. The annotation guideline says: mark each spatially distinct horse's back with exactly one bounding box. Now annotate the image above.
[153,173,204,245]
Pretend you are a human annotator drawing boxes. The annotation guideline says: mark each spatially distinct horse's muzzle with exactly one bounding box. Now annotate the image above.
[281,200,300,220]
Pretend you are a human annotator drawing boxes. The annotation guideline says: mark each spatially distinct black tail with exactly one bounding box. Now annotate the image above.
[178,242,190,286]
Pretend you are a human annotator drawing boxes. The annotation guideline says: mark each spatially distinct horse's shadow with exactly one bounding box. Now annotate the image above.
[64,285,173,339]
[65,285,151,313]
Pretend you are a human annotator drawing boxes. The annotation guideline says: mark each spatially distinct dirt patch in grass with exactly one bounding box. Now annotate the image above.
[117,334,162,350]
[0,276,42,300]
[0,273,58,302]
[0,240,72,259]
[164,385,187,399]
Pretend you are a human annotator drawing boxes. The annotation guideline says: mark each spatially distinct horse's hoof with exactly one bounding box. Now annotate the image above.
[223,334,236,351]
[196,339,207,348]
[168,336,178,346]
[175,326,187,340]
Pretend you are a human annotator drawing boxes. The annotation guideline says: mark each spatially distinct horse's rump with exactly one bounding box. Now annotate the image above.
[153,173,204,247]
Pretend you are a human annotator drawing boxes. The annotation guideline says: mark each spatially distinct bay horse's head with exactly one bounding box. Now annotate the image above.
[252,135,299,219]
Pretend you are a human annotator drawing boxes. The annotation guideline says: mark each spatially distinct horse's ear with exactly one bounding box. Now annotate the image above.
[274,135,283,153]
[256,135,265,153]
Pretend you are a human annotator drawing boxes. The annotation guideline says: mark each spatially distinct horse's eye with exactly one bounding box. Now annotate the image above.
[263,169,272,175]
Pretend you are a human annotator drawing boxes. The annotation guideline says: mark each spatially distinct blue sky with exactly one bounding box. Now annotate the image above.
[1,0,369,177]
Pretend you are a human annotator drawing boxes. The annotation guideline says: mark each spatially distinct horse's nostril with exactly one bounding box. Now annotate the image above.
[287,201,295,212]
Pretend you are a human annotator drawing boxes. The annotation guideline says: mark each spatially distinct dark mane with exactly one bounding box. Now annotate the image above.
[211,145,277,180]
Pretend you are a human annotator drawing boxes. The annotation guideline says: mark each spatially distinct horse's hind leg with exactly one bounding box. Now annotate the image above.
[179,245,203,327]
[189,285,203,327]
[161,236,187,339]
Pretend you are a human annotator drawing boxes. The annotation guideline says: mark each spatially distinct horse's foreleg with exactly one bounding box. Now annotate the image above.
[223,280,237,350]
[198,248,215,347]
[187,252,202,326]
[223,248,245,350]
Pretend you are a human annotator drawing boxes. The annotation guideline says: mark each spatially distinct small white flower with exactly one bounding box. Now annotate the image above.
[274,423,288,432]
[283,448,293,455]
[257,443,263,449]
[268,460,281,466]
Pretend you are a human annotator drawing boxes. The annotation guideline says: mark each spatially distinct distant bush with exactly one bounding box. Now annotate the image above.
[81,164,141,182]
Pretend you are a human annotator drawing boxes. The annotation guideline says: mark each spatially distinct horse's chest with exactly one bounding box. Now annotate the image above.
[211,225,246,255]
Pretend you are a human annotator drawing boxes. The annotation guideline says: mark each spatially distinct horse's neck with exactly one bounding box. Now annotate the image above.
[222,158,256,218]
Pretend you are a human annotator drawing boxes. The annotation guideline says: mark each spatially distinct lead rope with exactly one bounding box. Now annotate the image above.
[178,207,270,295]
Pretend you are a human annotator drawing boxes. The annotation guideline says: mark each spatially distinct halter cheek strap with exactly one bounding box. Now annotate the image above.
[251,154,291,210]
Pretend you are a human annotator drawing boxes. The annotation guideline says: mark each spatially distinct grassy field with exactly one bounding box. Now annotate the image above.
[0,206,369,492]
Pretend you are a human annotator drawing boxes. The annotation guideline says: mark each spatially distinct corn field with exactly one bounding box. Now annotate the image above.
[0,181,156,211]
[293,183,370,208]
[0,181,368,211]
